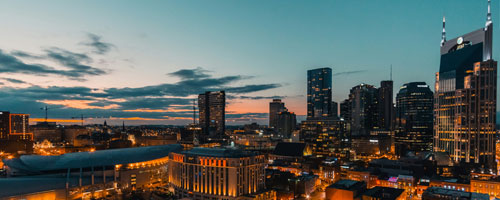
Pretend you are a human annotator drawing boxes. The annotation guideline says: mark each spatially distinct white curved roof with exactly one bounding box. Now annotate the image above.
[3,144,182,174]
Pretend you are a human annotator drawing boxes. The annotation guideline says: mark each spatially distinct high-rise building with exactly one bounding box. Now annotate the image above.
[349,84,379,136]
[340,99,351,122]
[269,99,285,129]
[169,147,272,200]
[0,111,32,141]
[198,91,226,139]
[395,82,433,156]
[276,110,296,138]
[331,101,339,119]
[378,80,394,131]
[0,111,9,140]
[434,1,497,170]
[307,68,332,119]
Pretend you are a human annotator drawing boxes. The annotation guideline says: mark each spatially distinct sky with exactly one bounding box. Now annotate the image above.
[0,0,498,125]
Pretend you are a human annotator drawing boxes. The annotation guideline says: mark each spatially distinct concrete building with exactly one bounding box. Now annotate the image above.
[169,147,267,200]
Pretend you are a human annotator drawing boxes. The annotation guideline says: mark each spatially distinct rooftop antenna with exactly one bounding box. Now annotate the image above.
[441,16,446,47]
[486,0,492,29]
[390,64,393,81]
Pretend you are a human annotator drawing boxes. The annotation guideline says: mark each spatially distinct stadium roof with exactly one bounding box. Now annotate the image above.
[3,144,182,174]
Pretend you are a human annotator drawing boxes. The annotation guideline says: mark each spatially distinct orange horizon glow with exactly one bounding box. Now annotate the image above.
[40,100,120,110]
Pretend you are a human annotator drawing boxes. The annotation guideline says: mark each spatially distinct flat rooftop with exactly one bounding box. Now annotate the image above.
[180,147,258,158]
[328,180,366,191]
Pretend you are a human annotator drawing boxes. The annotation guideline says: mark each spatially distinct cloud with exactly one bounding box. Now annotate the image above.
[1,78,26,84]
[82,33,115,55]
[0,47,107,81]
[333,70,367,76]
[238,95,286,100]
[0,67,282,124]
[168,67,211,80]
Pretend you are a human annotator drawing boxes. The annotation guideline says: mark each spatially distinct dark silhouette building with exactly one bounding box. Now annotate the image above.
[378,80,394,131]
[269,99,285,129]
[307,68,332,119]
[198,91,225,139]
[395,82,433,156]
[348,84,379,136]
[276,110,296,138]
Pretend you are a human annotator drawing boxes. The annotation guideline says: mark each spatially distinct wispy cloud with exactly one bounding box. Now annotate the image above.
[82,33,115,55]
[333,70,367,76]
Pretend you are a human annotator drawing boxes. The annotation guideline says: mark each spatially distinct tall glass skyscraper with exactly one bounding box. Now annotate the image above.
[307,68,332,119]
[395,82,433,156]
[198,91,226,139]
[434,0,497,170]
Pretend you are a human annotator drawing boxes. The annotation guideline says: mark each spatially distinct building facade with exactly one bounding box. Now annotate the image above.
[395,82,433,156]
[378,80,394,131]
[307,68,332,119]
[269,99,285,129]
[199,91,226,139]
[434,2,497,170]
[300,119,349,158]
[276,110,296,138]
[348,84,379,136]
[169,148,267,200]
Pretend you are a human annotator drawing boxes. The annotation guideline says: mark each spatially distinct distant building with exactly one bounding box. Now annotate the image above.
[198,91,226,139]
[378,80,394,131]
[325,180,367,200]
[269,99,285,129]
[300,119,349,158]
[307,68,332,119]
[395,82,433,156]
[169,147,267,200]
[339,99,350,121]
[331,101,339,119]
[422,187,489,200]
[348,84,379,136]
[276,110,296,138]
[434,1,497,170]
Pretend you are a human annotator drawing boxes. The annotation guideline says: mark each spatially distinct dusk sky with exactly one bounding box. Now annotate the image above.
[0,0,498,125]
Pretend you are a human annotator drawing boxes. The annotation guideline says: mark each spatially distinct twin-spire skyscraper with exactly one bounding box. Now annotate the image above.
[434,0,497,171]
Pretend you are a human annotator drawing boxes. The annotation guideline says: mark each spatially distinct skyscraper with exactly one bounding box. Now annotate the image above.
[0,111,32,141]
[307,68,332,119]
[395,82,433,156]
[198,91,225,139]
[269,99,285,129]
[434,0,497,170]
[378,80,394,131]
[276,110,296,138]
[349,84,379,136]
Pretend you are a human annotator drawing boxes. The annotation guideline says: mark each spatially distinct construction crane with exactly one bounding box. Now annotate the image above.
[40,106,58,122]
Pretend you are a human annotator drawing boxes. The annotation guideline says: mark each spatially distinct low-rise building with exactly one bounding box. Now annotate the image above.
[422,187,489,200]
[325,180,366,200]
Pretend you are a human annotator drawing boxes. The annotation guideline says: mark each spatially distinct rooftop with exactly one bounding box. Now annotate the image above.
[363,187,404,200]
[423,187,489,200]
[328,180,366,191]
[272,142,306,157]
[180,147,258,158]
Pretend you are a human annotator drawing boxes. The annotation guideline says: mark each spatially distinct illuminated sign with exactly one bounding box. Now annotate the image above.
[417,85,428,88]
[388,177,398,183]
[457,37,463,45]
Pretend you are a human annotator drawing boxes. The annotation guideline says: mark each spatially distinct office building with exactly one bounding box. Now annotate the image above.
[378,80,394,131]
[307,68,332,119]
[434,1,497,170]
[198,91,226,139]
[395,82,433,156]
[168,147,268,200]
[269,99,285,129]
[349,84,379,136]
[276,110,296,138]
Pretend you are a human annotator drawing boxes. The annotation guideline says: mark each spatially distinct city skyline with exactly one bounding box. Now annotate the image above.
[0,0,498,125]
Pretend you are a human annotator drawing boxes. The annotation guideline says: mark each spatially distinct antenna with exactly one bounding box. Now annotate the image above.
[390,64,393,81]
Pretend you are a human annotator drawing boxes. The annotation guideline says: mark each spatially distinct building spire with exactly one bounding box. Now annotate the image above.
[486,0,492,29]
[441,16,446,47]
